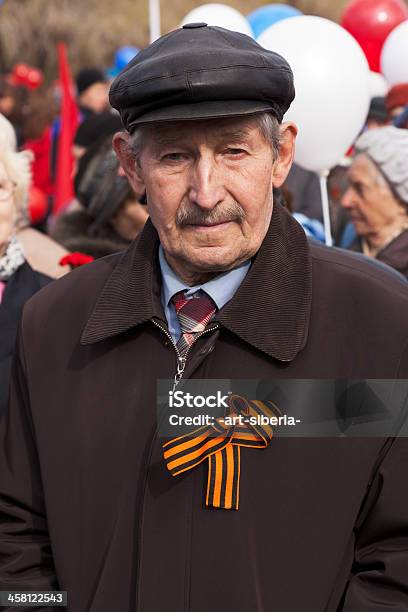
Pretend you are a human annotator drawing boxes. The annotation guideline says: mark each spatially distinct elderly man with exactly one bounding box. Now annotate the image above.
[342,126,408,277]
[1,24,408,612]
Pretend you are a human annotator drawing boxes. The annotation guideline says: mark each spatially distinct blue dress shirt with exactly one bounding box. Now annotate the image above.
[158,245,251,343]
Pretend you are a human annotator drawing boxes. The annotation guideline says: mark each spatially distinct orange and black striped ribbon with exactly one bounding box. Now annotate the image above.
[163,394,280,510]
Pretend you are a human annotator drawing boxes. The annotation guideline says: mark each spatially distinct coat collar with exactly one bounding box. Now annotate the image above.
[81,202,312,362]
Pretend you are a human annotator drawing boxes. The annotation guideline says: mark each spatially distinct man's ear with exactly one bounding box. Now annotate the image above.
[112,131,145,194]
[272,122,297,188]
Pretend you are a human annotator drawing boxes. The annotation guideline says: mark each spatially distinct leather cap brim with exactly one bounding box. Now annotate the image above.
[125,99,283,131]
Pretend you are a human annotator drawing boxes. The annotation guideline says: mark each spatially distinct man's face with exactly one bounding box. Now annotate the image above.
[341,154,405,236]
[114,116,295,280]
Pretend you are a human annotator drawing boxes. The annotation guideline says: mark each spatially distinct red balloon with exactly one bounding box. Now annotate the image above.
[13,63,30,81]
[9,63,44,90]
[26,68,44,90]
[28,186,48,224]
[341,0,408,72]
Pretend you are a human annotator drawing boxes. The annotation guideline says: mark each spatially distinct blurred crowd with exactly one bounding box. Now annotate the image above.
[0,63,148,268]
[1,51,408,416]
[0,60,149,415]
[285,86,408,278]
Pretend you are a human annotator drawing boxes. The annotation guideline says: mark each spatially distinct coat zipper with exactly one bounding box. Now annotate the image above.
[145,319,218,612]
[151,319,219,391]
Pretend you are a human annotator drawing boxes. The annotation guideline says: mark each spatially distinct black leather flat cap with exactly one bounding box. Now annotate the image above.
[109,23,295,131]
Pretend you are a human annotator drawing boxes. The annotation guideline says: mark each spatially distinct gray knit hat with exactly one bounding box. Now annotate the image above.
[354,126,408,204]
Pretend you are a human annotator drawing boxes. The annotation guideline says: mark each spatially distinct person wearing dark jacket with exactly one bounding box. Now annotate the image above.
[0,262,49,417]
[283,161,322,221]
[342,126,408,278]
[1,25,408,612]
[75,67,109,117]
[51,134,148,258]
[0,127,51,418]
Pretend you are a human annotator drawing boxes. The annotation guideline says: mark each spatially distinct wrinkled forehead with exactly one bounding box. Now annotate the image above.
[349,152,403,202]
[142,115,264,147]
[349,153,380,180]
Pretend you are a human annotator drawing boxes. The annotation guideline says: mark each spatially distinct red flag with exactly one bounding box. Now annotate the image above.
[54,42,79,214]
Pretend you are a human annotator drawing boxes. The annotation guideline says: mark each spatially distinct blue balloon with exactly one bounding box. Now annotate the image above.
[114,46,140,71]
[247,4,302,38]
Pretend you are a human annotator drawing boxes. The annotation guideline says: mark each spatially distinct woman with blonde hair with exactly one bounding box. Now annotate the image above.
[0,116,56,417]
[0,112,69,278]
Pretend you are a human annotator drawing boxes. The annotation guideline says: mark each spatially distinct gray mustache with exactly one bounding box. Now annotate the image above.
[176,202,245,226]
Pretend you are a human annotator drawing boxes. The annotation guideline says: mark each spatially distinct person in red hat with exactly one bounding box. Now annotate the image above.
[386,82,408,124]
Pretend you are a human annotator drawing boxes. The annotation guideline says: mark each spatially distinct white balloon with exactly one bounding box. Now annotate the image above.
[258,16,370,173]
[381,20,408,87]
[369,71,388,98]
[181,4,253,37]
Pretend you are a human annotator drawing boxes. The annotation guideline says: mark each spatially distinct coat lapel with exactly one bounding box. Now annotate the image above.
[217,203,312,361]
[81,220,163,345]
[81,203,312,362]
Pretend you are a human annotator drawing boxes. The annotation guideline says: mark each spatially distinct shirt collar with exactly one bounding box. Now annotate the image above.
[81,202,312,362]
[158,244,251,311]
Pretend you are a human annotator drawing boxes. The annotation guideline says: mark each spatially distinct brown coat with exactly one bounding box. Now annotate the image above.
[1,203,408,611]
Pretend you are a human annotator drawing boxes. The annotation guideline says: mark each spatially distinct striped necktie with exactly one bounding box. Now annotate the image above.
[171,289,217,357]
